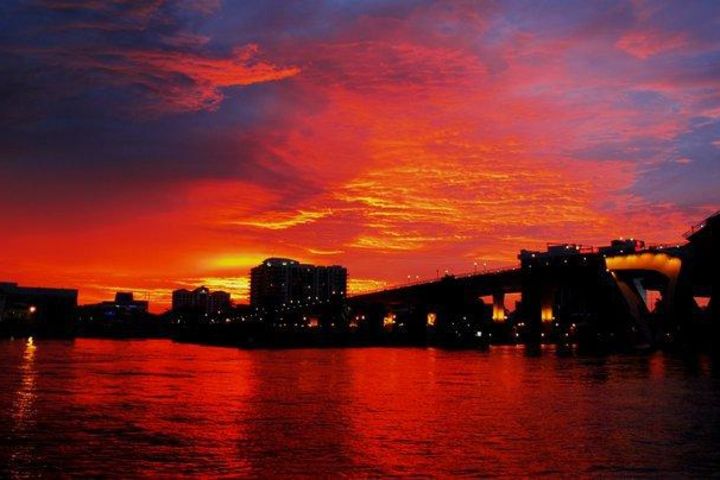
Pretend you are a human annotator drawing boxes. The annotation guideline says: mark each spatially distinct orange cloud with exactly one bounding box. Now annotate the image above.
[229,209,332,230]
[2,0,717,312]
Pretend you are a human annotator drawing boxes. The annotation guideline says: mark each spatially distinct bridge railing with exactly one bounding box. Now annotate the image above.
[684,209,720,239]
[643,243,686,251]
[348,264,520,297]
[453,265,520,280]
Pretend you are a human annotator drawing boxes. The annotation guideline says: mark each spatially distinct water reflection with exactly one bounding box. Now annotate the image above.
[0,339,719,478]
[238,350,360,477]
[9,338,38,477]
[13,337,37,424]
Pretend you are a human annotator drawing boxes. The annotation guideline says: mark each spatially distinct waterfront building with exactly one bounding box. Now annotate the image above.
[250,258,347,307]
[208,290,231,314]
[77,291,149,316]
[171,286,231,313]
[77,292,162,337]
[100,291,149,312]
[0,282,78,337]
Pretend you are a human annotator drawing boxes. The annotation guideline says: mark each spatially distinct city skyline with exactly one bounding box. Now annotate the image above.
[1,1,719,311]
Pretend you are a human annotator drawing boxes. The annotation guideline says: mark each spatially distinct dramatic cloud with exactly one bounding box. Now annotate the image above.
[34,43,300,113]
[1,0,718,310]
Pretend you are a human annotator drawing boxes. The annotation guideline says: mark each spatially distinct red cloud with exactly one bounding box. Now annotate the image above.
[616,31,688,59]
[2,1,717,310]
[40,44,301,113]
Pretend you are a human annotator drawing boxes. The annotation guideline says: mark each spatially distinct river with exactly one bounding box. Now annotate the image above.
[1,339,719,478]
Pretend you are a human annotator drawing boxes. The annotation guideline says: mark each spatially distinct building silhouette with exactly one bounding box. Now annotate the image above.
[0,282,77,338]
[172,286,231,314]
[97,291,149,312]
[250,258,347,307]
[77,291,148,317]
[77,292,163,337]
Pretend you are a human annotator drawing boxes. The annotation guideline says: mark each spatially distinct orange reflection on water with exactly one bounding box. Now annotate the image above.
[13,337,37,426]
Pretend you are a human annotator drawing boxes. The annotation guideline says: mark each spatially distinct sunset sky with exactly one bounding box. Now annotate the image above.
[1,0,719,311]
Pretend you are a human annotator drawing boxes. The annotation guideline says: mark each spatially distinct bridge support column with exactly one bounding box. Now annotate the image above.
[521,282,553,347]
[492,292,505,322]
[540,288,555,324]
[712,288,719,354]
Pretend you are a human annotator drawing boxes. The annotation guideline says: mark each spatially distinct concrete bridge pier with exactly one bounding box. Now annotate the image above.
[671,265,698,347]
[711,282,719,354]
[406,305,431,343]
[520,282,554,346]
[492,292,506,323]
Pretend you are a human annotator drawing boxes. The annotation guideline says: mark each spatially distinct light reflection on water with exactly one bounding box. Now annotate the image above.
[0,339,719,478]
[13,337,37,425]
[8,337,38,477]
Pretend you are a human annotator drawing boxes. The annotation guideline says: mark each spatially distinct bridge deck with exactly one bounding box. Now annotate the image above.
[349,266,521,302]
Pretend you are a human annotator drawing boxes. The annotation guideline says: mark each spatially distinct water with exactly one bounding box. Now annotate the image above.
[1,339,719,478]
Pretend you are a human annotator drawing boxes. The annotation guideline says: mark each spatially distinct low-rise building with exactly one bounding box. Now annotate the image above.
[171,286,231,313]
[0,282,78,338]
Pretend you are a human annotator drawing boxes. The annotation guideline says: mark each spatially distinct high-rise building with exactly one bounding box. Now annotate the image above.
[250,258,347,307]
[208,290,231,314]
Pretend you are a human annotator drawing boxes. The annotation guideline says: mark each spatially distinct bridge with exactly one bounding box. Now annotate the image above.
[349,211,718,350]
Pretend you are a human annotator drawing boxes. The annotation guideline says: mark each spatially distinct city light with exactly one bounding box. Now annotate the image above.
[1,2,717,476]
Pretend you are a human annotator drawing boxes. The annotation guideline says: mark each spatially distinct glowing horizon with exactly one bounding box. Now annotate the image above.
[1,1,718,312]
